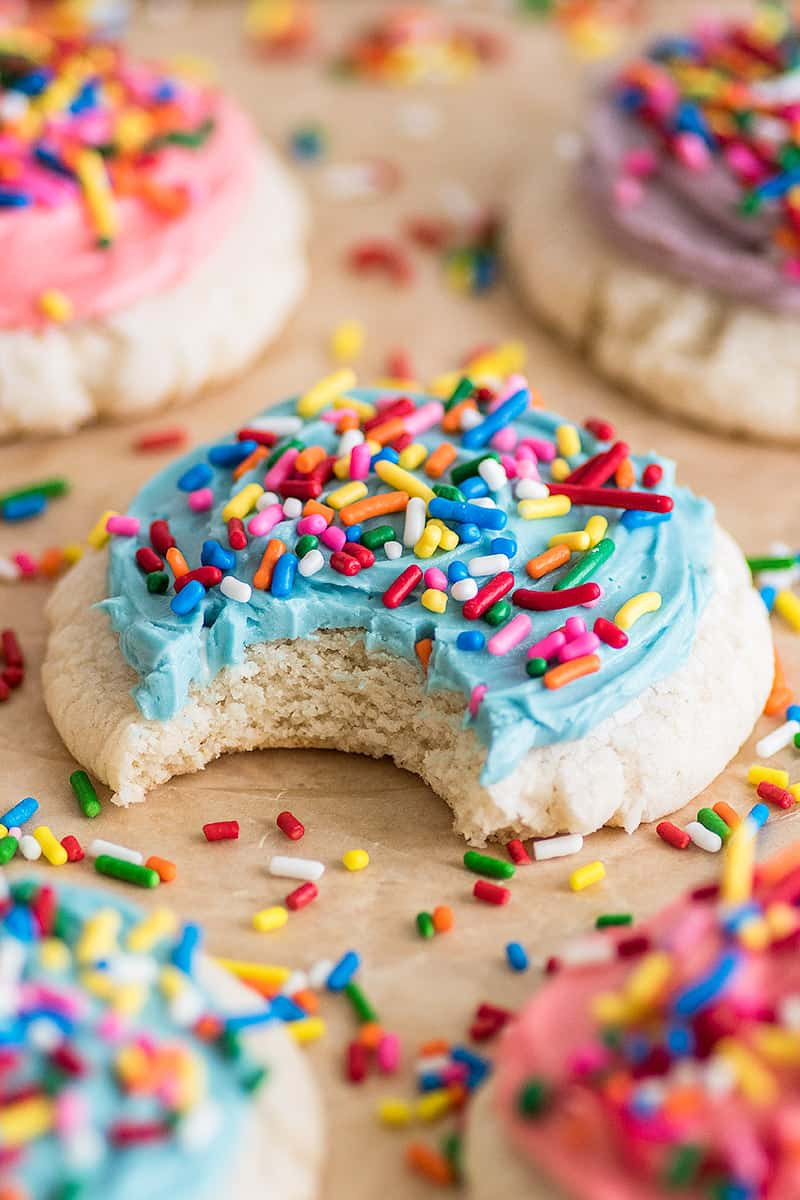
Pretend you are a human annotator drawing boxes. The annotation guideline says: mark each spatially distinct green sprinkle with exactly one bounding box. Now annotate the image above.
[739,191,762,216]
[10,879,37,903]
[146,570,169,594]
[747,555,797,573]
[440,1130,462,1181]
[344,981,379,1023]
[361,524,395,550]
[0,836,18,865]
[295,534,319,558]
[554,537,615,591]
[242,1065,268,1093]
[795,732,800,749]
[484,599,511,626]
[94,855,159,889]
[69,769,100,819]
[463,850,515,880]
[444,375,474,412]
[416,911,435,939]
[517,1078,553,1118]
[663,1144,703,1188]
[0,477,69,506]
[451,451,499,486]
[265,437,304,469]
[526,657,547,678]
[431,484,465,503]
[54,1183,83,1200]
[697,807,731,842]
[596,913,633,928]
[218,1030,242,1060]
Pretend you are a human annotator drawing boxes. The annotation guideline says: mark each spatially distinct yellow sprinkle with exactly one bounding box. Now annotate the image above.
[127,908,178,954]
[77,908,120,963]
[32,825,67,867]
[427,518,459,552]
[548,531,590,552]
[0,1097,54,1147]
[550,458,571,482]
[375,376,423,392]
[569,860,606,892]
[752,1026,800,1066]
[737,918,770,952]
[775,589,800,632]
[112,983,147,1016]
[466,340,526,379]
[215,959,291,987]
[714,1038,778,1107]
[0,823,6,839]
[289,1017,327,1045]
[584,514,608,548]
[38,938,71,973]
[614,591,662,631]
[374,460,435,503]
[398,443,428,471]
[87,508,118,549]
[333,396,375,420]
[252,906,289,933]
[416,1090,454,1121]
[556,424,581,459]
[329,319,365,363]
[518,495,571,521]
[74,147,118,244]
[160,964,188,1000]
[748,765,789,789]
[421,588,447,614]
[765,902,798,940]
[428,370,461,398]
[297,368,357,419]
[343,848,370,871]
[721,821,757,906]
[222,483,263,522]
[38,289,73,323]
[377,1098,412,1126]
[622,951,673,1019]
[63,542,84,565]
[591,991,630,1025]
[326,481,368,510]
[790,783,800,805]
[414,522,442,559]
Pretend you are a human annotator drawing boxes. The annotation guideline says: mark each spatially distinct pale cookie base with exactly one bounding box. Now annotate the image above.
[0,145,307,439]
[465,1082,559,1200]
[507,152,800,443]
[42,526,772,843]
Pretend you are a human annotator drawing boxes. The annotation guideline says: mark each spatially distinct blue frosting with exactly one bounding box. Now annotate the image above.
[103,388,715,784]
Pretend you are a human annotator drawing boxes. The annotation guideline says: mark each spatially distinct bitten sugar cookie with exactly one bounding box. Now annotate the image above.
[0,26,306,438]
[0,876,323,1199]
[43,372,772,841]
[466,826,800,1200]
[508,9,800,442]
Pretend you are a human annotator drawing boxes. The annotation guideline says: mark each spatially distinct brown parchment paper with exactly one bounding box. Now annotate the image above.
[1,4,799,1197]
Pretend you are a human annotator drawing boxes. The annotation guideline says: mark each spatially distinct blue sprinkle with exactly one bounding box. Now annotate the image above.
[428,497,506,531]
[755,169,800,201]
[225,1010,276,1033]
[2,494,47,522]
[447,561,468,583]
[33,144,73,177]
[457,630,485,652]
[326,950,360,992]
[460,476,489,500]
[371,448,399,468]
[3,906,37,942]
[455,522,481,544]
[620,510,671,530]
[451,1045,491,1089]
[346,523,363,543]
[12,69,51,96]
[461,388,529,451]
[787,704,800,723]
[177,463,213,492]
[491,536,517,559]
[201,540,235,571]
[747,803,770,829]
[170,580,204,616]
[417,1071,446,1093]
[0,796,39,827]
[208,440,257,467]
[719,902,762,935]
[271,553,298,598]
[268,995,306,1022]
[665,1024,694,1058]
[505,942,529,972]
[172,922,202,974]
[760,585,777,614]
[672,950,742,1017]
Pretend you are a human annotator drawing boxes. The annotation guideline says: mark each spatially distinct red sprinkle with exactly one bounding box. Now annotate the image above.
[342,542,375,569]
[61,835,84,862]
[279,478,323,501]
[202,820,239,842]
[110,1121,171,1145]
[1,629,23,669]
[547,483,674,514]
[149,520,175,555]
[757,781,795,810]
[135,546,163,574]
[286,881,318,911]
[347,239,414,285]
[174,567,223,593]
[473,880,510,906]
[617,935,651,958]
[584,418,615,442]
[463,571,515,620]
[0,678,9,703]
[346,1040,368,1083]
[31,886,55,936]
[642,463,664,488]
[330,551,361,577]
[133,427,188,453]
[2,667,23,689]
[512,583,601,611]
[237,427,278,446]
[566,441,630,487]
[506,839,531,865]
[277,811,305,841]
[594,617,629,649]
[50,1043,86,1076]
[383,564,422,608]
[227,517,247,550]
[385,349,415,380]
[657,821,690,850]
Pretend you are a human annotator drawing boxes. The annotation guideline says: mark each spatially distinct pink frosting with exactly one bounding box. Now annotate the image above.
[0,95,258,329]
[494,880,800,1199]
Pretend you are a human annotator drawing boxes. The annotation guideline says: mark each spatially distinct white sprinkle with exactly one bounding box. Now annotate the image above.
[685,822,722,853]
[19,834,42,861]
[0,556,21,583]
[28,1017,62,1052]
[415,1054,450,1076]
[178,1101,222,1151]
[468,553,509,578]
[384,540,403,560]
[478,458,508,492]
[308,959,334,990]
[469,496,496,509]
[170,985,206,1027]
[559,938,615,967]
[450,578,478,603]
[338,429,364,456]
[298,549,324,577]
[704,1058,736,1097]
[256,491,281,511]
[395,100,443,140]
[280,970,309,996]
[460,407,483,431]
[780,995,800,1030]
[438,179,481,224]
[88,839,143,866]
[516,478,550,500]
[269,855,325,882]
[65,1127,104,1171]
[247,415,302,436]
[220,576,252,603]
[403,496,427,547]
[532,834,583,862]
[282,498,302,520]
[103,954,158,985]
[756,720,800,759]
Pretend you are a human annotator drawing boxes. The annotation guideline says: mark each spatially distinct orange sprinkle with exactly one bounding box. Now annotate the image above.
[544,654,601,690]
[526,543,571,580]
[765,651,793,715]
[757,841,800,887]
[303,499,334,524]
[165,546,189,579]
[295,445,326,475]
[447,1082,468,1111]
[424,442,458,479]
[442,398,476,433]
[145,855,177,883]
[39,547,65,577]
[419,1039,450,1057]
[336,413,360,433]
[663,1086,704,1120]
[365,416,407,446]
[415,638,433,673]
[339,490,408,526]
[712,801,741,831]
[292,989,319,1015]
[253,538,285,590]
[432,905,454,933]
[232,445,268,481]
[406,1142,454,1186]
[237,977,281,1000]
[358,1021,385,1049]
[615,457,636,488]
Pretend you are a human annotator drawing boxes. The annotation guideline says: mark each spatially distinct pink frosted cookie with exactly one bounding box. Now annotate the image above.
[467,827,800,1198]
[0,25,306,437]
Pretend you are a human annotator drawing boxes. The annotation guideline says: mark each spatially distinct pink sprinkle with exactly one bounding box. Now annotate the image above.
[297,514,327,536]
[519,437,555,463]
[405,400,444,436]
[424,568,448,591]
[106,515,140,537]
[622,148,658,179]
[263,447,299,492]
[12,552,37,577]
[440,1063,469,1086]
[469,684,487,719]
[321,525,346,552]
[515,444,537,463]
[488,613,531,657]
[783,258,800,281]
[528,630,565,660]
[55,1089,86,1138]
[515,458,540,480]
[724,141,765,185]
[376,1032,401,1074]
[97,1011,128,1042]
[558,632,600,663]
[499,454,518,480]
[322,408,352,423]
[248,504,284,537]
[673,131,711,172]
[563,617,586,640]
[569,1043,612,1080]
[490,427,518,453]
[349,443,372,481]
[188,488,214,513]
[613,175,643,209]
